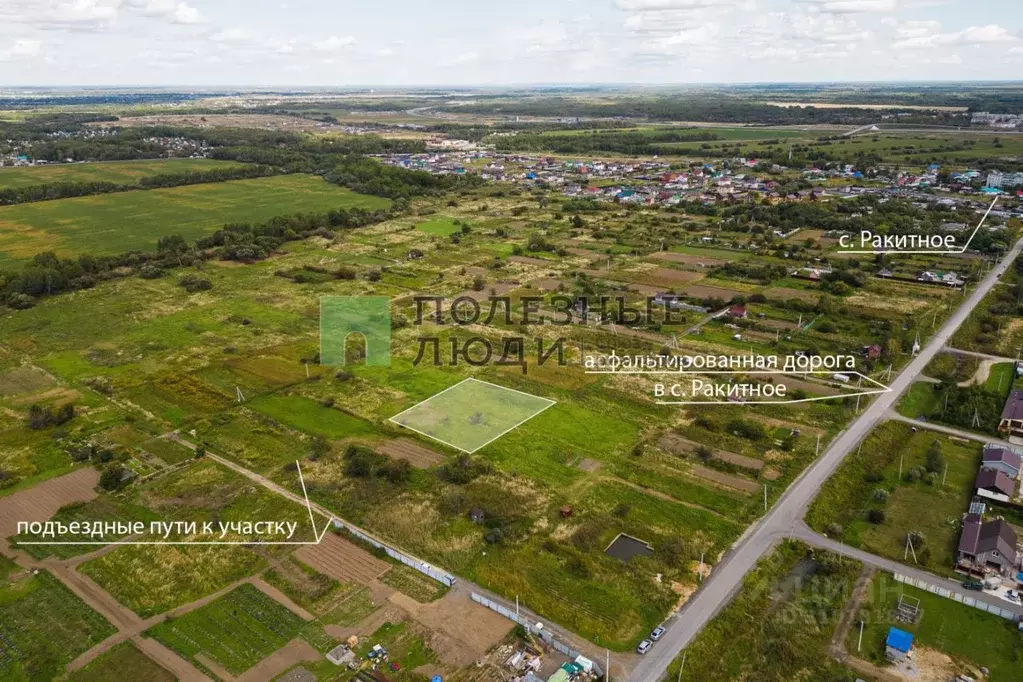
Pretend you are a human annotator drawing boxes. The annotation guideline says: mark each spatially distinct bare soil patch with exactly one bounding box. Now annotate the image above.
[295,534,389,585]
[0,467,99,544]
[658,433,764,472]
[689,465,759,494]
[635,268,705,286]
[577,458,603,473]
[377,439,445,469]
[389,590,513,666]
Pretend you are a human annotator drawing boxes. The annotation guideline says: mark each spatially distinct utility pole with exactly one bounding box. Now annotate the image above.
[763,484,768,512]
[606,650,610,682]
[942,462,949,488]
[698,552,704,582]
[857,621,864,652]
[899,453,904,479]
[816,433,821,457]
[515,595,519,620]
[678,653,686,682]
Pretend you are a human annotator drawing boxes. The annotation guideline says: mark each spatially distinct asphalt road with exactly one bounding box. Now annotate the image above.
[627,237,1023,682]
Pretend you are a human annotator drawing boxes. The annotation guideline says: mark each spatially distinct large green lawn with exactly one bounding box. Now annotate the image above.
[0,174,390,266]
[855,572,1023,681]
[0,158,242,189]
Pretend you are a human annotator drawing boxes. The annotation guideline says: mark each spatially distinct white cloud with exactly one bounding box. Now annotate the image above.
[447,51,479,66]
[127,0,201,23]
[1010,46,1023,54]
[798,0,898,13]
[616,0,735,9]
[313,35,356,51]
[210,28,251,43]
[894,23,1014,49]
[2,39,45,59]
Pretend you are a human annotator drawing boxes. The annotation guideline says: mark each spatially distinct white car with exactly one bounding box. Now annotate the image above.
[650,626,666,641]
[636,640,652,655]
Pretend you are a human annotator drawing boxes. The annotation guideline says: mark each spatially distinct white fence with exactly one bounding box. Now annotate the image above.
[470,592,604,677]
[893,573,1019,621]
[332,520,456,587]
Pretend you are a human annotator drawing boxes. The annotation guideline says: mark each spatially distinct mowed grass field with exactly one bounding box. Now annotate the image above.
[0,174,391,266]
[0,158,243,189]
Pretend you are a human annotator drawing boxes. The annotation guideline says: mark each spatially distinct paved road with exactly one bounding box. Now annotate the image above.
[627,237,1023,682]
[792,524,1023,618]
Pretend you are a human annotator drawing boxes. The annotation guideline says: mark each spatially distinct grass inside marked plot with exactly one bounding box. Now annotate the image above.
[390,378,555,453]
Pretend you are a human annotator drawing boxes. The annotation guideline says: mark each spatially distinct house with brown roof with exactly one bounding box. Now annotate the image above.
[998,390,1023,444]
[975,468,1016,503]
[982,444,1022,479]
[957,514,1019,577]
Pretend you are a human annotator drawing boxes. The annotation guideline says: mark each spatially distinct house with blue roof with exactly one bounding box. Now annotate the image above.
[885,627,913,661]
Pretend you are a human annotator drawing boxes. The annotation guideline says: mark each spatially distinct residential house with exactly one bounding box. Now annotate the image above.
[862,345,882,361]
[982,444,1022,479]
[957,514,1019,577]
[975,468,1016,503]
[998,390,1023,444]
[728,304,747,319]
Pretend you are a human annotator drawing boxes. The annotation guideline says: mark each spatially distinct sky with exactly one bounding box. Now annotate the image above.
[0,0,1021,86]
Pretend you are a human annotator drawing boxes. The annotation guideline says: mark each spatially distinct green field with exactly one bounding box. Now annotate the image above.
[0,158,242,189]
[415,215,462,236]
[0,174,390,266]
[146,583,315,676]
[0,567,116,681]
[807,421,981,574]
[390,378,556,453]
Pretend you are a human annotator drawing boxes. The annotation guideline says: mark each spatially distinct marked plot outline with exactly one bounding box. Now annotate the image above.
[389,378,556,453]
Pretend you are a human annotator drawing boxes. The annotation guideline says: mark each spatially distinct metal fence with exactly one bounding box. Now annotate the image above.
[332,520,456,587]
[893,573,1019,621]
[470,592,604,677]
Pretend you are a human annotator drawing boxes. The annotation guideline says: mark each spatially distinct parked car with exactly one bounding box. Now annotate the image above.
[636,640,652,655]
[1005,590,1020,604]
[650,626,666,641]
[962,579,984,591]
